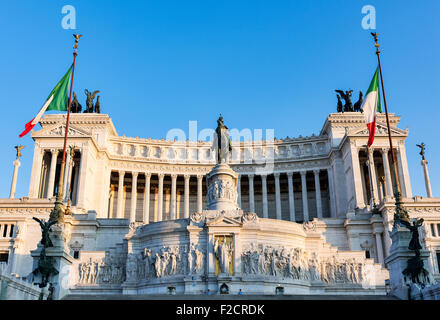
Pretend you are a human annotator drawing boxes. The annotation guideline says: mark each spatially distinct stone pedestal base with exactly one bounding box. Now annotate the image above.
[385,224,433,300]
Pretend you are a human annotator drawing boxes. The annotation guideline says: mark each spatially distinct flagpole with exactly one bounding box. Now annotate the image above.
[371,32,409,225]
[50,34,82,223]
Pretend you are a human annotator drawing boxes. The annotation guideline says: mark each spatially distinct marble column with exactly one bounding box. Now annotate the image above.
[367,148,379,204]
[313,169,323,219]
[61,150,72,201]
[300,171,309,222]
[184,174,190,218]
[396,144,412,198]
[327,168,337,218]
[47,149,59,198]
[248,174,255,212]
[130,172,138,223]
[421,160,433,198]
[28,146,44,198]
[274,173,281,220]
[375,232,385,266]
[170,174,177,220]
[197,174,203,212]
[237,175,242,208]
[102,168,111,218]
[261,174,268,218]
[9,159,21,199]
[287,172,295,222]
[116,171,125,219]
[350,145,365,208]
[381,148,393,198]
[143,173,151,224]
[158,173,164,221]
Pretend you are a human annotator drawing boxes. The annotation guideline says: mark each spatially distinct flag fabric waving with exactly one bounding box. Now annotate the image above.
[361,66,382,146]
[19,64,73,138]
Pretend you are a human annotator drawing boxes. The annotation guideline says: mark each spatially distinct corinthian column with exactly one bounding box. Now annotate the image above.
[237,175,242,208]
[274,173,281,220]
[287,172,295,221]
[184,174,190,218]
[158,173,164,221]
[47,149,59,198]
[350,144,365,208]
[116,170,125,218]
[170,174,177,220]
[327,168,337,218]
[130,172,138,223]
[367,148,379,204]
[261,174,268,218]
[197,174,203,212]
[380,148,393,198]
[248,174,255,212]
[143,173,151,224]
[313,169,322,219]
[300,171,309,222]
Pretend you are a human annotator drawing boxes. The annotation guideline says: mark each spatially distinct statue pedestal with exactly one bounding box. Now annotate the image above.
[206,163,239,211]
[385,224,432,300]
[30,221,73,300]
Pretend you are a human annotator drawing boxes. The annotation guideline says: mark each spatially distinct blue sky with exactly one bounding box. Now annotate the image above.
[0,0,439,198]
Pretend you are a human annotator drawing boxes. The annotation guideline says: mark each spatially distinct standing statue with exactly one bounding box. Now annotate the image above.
[32,217,57,248]
[353,91,363,112]
[14,145,25,159]
[84,89,100,113]
[335,90,353,112]
[212,115,232,164]
[94,96,101,113]
[214,236,233,275]
[71,92,82,113]
[416,143,426,160]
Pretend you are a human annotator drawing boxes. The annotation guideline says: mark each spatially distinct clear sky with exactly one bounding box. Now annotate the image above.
[0,0,439,199]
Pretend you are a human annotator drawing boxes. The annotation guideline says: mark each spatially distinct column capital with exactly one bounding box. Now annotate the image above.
[118,170,125,176]
[380,147,389,154]
[132,171,139,178]
[286,172,293,178]
[50,148,59,155]
[274,172,280,178]
[158,173,165,179]
[300,170,307,177]
[196,174,204,180]
[313,169,320,175]
[144,172,152,179]
[248,173,255,179]
[171,173,178,180]
[184,174,191,180]
[260,173,267,179]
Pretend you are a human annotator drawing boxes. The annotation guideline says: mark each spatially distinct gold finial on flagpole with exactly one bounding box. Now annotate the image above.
[73,34,82,56]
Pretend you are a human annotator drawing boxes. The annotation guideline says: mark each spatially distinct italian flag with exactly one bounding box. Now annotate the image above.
[362,66,382,146]
[19,64,73,138]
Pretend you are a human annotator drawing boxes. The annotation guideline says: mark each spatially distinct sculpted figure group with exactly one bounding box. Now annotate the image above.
[242,244,365,284]
[77,254,125,285]
[207,180,237,203]
[125,244,205,282]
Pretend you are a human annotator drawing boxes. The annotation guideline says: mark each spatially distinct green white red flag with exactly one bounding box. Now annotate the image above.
[19,64,73,138]
[361,66,382,146]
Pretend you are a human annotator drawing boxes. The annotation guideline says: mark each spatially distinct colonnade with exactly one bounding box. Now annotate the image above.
[109,168,336,224]
[354,146,411,208]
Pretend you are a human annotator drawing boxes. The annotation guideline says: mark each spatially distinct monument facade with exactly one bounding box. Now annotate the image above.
[1,112,440,298]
